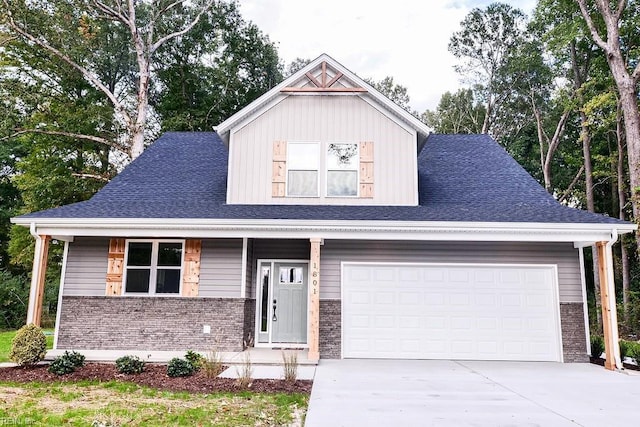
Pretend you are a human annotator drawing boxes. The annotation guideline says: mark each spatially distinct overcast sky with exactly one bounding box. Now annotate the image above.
[239,0,537,113]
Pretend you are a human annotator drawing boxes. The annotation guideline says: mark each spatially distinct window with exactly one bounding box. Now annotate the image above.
[327,143,358,196]
[124,241,183,295]
[279,266,304,284]
[287,142,319,197]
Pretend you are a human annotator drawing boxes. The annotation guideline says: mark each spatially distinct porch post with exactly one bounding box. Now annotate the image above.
[596,241,621,370]
[26,235,51,327]
[308,238,322,361]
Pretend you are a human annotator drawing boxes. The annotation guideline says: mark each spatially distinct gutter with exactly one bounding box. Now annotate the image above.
[605,229,623,369]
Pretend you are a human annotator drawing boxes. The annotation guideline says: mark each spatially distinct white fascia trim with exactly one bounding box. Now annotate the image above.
[15,218,636,244]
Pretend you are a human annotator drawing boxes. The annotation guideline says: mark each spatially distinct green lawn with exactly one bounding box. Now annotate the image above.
[0,329,54,363]
[0,381,308,426]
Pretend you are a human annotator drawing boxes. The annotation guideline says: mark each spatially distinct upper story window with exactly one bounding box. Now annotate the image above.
[327,143,358,197]
[124,240,183,295]
[286,142,319,197]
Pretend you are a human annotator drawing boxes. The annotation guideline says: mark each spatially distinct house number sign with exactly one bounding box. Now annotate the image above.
[311,262,319,295]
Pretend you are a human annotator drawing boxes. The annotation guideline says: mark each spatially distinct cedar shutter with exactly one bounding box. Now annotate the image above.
[359,141,374,198]
[105,238,125,295]
[181,239,202,297]
[272,141,287,197]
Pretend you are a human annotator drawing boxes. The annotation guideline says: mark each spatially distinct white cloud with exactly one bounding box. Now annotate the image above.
[238,0,536,112]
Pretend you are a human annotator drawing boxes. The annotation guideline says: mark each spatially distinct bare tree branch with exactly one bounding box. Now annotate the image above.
[3,0,133,131]
[71,173,111,182]
[93,0,129,22]
[558,165,586,204]
[150,0,212,54]
[575,0,609,51]
[0,129,126,152]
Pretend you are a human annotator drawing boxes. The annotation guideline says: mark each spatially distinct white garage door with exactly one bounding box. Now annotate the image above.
[342,263,562,361]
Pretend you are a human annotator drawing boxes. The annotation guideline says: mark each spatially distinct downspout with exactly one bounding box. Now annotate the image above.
[605,229,622,369]
[26,223,42,324]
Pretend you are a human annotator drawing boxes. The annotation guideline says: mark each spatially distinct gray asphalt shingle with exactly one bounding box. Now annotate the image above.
[17,131,625,224]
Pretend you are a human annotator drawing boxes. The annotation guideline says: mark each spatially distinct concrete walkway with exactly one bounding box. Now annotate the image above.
[305,360,640,427]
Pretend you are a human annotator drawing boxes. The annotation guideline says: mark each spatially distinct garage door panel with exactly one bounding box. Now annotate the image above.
[342,264,561,361]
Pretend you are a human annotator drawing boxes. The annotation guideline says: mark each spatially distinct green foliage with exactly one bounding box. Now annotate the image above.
[115,355,146,374]
[590,335,604,358]
[48,350,85,375]
[365,76,414,113]
[422,88,485,134]
[167,357,195,377]
[9,324,47,366]
[619,340,631,360]
[628,342,640,364]
[184,350,204,371]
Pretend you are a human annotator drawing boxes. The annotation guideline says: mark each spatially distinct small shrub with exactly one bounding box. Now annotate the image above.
[620,340,632,361]
[282,351,298,384]
[590,335,604,358]
[185,350,204,371]
[628,342,640,365]
[167,357,195,377]
[48,351,85,375]
[116,355,146,374]
[202,348,224,378]
[64,351,85,368]
[9,324,47,366]
[235,353,253,388]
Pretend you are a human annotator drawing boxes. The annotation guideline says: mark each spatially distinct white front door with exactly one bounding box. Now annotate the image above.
[256,261,308,345]
[342,263,562,361]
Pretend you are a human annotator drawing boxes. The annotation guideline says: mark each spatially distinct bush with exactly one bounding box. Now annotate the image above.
[185,350,204,371]
[167,357,195,377]
[9,324,47,366]
[48,351,85,375]
[202,349,224,378]
[590,335,604,358]
[282,351,298,384]
[620,340,632,360]
[116,355,146,374]
[628,342,640,365]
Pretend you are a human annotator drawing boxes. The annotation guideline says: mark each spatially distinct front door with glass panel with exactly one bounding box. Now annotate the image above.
[256,261,308,345]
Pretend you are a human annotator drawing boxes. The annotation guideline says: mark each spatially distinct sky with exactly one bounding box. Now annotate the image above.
[238,0,537,113]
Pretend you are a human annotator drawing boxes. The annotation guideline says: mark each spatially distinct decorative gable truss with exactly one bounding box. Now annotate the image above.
[272,140,373,198]
[281,61,367,93]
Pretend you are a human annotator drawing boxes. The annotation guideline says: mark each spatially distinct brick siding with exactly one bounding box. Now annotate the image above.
[320,299,341,358]
[560,302,589,362]
[57,296,249,351]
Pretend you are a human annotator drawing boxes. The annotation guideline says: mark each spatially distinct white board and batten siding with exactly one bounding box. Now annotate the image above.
[227,95,418,206]
[62,237,244,298]
[320,240,582,302]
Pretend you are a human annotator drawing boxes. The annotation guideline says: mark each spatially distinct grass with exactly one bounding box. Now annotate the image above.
[0,329,54,363]
[0,380,308,426]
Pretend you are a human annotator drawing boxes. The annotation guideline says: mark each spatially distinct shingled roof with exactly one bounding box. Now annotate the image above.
[16,131,626,224]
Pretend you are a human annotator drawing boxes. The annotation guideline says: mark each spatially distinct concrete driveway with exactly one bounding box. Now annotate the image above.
[304,360,640,427]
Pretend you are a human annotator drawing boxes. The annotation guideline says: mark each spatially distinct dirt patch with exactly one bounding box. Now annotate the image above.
[0,363,313,394]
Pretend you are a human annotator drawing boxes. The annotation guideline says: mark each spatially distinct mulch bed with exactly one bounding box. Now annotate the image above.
[590,356,640,371]
[0,363,312,394]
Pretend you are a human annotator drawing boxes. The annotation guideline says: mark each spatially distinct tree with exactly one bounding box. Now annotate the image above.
[365,76,415,114]
[422,88,485,134]
[2,0,214,160]
[153,1,281,131]
[575,1,640,253]
[448,3,528,138]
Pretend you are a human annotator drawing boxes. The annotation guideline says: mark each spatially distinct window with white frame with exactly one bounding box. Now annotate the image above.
[124,241,183,295]
[287,142,319,197]
[327,143,358,196]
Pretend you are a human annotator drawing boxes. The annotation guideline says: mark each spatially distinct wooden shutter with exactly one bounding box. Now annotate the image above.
[359,141,374,198]
[272,141,287,197]
[181,239,202,297]
[105,238,125,295]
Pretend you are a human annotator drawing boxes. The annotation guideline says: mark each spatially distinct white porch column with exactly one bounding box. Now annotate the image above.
[308,238,322,361]
[26,234,51,326]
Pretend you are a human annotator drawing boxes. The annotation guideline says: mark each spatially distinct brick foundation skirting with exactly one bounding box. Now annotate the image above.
[560,302,589,362]
[57,296,250,352]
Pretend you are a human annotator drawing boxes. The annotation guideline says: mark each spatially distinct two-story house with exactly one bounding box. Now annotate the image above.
[12,54,634,368]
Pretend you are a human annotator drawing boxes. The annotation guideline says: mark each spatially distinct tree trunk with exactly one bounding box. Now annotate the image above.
[617,102,631,314]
